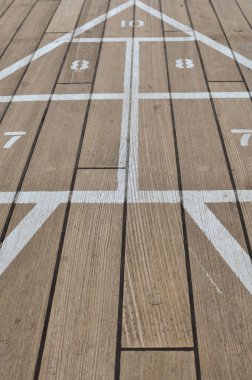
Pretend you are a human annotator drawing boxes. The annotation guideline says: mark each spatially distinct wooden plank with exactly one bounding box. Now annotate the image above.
[0,2,59,116]
[236,0,252,26]
[123,203,193,347]
[169,43,252,375]
[138,100,178,190]
[165,40,210,92]
[185,0,241,81]
[78,2,132,167]
[0,34,68,235]
[209,80,252,254]
[79,100,123,168]
[0,84,90,379]
[210,0,252,88]
[47,0,84,33]
[104,0,134,38]
[0,0,14,18]
[58,41,100,84]
[136,0,179,35]
[123,0,193,349]
[120,351,196,379]
[0,0,37,54]
[139,41,167,92]
[161,0,192,31]
[38,170,123,379]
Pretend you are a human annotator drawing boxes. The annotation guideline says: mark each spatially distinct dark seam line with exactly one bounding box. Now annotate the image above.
[121,347,195,352]
[33,0,115,378]
[160,0,202,379]
[234,0,252,30]
[208,0,252,101]
[0,0,15,19]
[184,0,252,262]
[0,0,40,63]
[0,0,62,249]
[114,4,135,380]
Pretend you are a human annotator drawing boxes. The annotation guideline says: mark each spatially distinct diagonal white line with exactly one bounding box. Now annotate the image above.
[0,0,134,81]
[136,0,252,70]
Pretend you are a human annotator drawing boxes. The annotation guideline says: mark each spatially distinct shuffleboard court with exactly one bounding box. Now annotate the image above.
[0,0,251,379]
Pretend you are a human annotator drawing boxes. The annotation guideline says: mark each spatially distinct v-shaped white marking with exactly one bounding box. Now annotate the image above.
[0,0,252,81]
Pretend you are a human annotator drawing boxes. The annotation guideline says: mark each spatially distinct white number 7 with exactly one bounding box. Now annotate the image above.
[3,131,26,149]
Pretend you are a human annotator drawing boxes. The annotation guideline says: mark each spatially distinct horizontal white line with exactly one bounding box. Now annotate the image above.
[0,92,251,103]
[0,190,251,204]
[72,37,196,43]
[139,92,252,100]
[0,93,125,103]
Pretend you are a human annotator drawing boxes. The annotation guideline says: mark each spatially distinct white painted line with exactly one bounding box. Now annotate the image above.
[136,0,252,70]
[184,193,252,295]
[139,92,251,100]
[0,190,252,205]
[128,40,140,202]
[72,37,196,42]
[0,93,125,103]
[118,41,132,171]
[0,200,60,276]
[0,0,134,81]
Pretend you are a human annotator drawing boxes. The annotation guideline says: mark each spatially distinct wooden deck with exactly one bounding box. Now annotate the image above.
[0,0,252,378]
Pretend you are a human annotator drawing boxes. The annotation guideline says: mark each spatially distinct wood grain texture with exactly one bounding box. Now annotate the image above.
[0,2,59,116]
[138,100,178,190]
[39,170,123,380]
[120,351,196,380]
[0,0,37,54]
[47,0,84,32]
[186,0,241,81]
[210,0,252,88]
[0,86,90,379]
[123,203,193,347]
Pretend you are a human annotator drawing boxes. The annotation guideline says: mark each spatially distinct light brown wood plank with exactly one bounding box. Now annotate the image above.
[120,351,196,379]
[0,0,37,54]
[136,0,179,36]
[123,0,193,349]
[236,0,252,26]
[165,40,209,92]
[138,100,178,190]
[0,0,14,18]
[38,170,123,380]
[0,86,90,379]
[0,2,59,116]
[211,0,252,88]
[139,41,167,93]
[161,0,192,31]
[186,208,252,379]
[47,0,84,33]
[209,81,252,273]
[79,100,123,168]
[186,0,241,81]
[0,35,69,235]
[58,41,100,84]
[170,67,252,379]
[123,203,193,348]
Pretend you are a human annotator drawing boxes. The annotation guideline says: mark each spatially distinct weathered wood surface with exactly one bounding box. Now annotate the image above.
[0,0,251,379]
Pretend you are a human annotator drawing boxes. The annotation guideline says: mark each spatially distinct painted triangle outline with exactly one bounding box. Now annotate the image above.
[0,0,251,82]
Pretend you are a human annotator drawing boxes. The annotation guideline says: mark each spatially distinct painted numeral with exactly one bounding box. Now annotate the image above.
[71,60,89,72]
[176,58,194,69]
[121,20,144,28]
[231,129,252,146]
[3,131,26,149]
